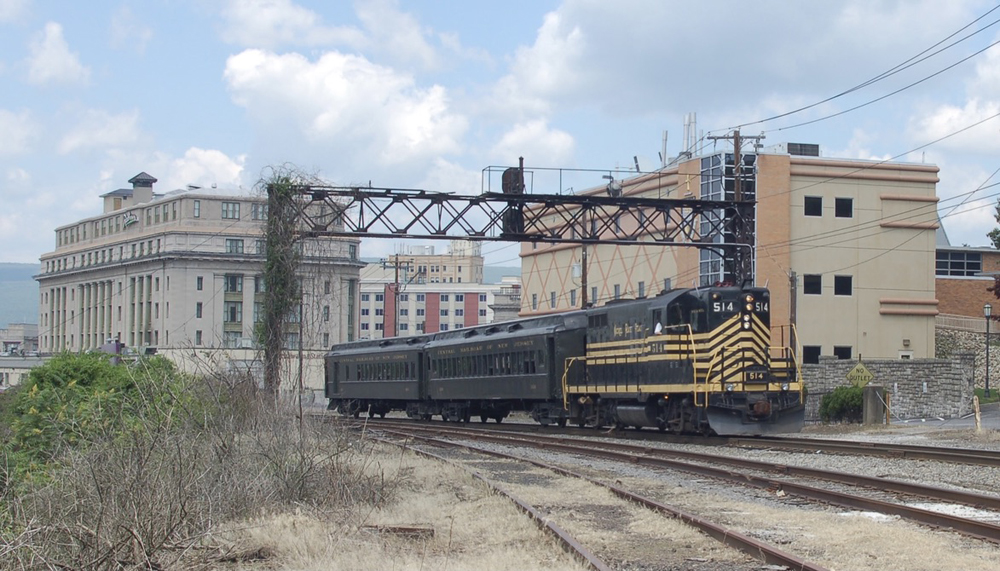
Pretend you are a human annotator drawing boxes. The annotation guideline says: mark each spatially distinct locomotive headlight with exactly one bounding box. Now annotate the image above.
[744,294,754,303]
[725,383,735,392]
[781,383,790,391]
[743,322,751,330]
[745,303,754,312]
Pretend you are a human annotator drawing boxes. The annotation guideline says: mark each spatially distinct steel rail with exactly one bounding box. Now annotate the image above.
[558,434,1000,512]
[375,423,1000,544]
[727,436,1000,467]
[380,429,829,571]
[335,414,1000,468]
[371,436,615,571]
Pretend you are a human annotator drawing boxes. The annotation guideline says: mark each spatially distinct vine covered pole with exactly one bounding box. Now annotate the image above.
[262,172,301,399]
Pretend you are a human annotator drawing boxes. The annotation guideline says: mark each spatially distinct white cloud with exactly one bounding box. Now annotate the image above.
[415,158,480,195]
[224,48,467,166]
[3,166,32,201]
[354,0,439,70]
[219,0,363,49]
[490,120,575,167]
[164,148,247,190]
[0,109,35,155]
[110,5,153,54]
[509,11,585,98]
[6,166,30,183]
[908,98,1000,154]
[26,21,90,85]
[58,109,141,154]
[485,0,987,120]
[0,0,29,23]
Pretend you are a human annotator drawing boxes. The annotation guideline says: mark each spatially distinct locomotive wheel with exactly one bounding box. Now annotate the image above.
[557,418,567,428]
[353,411,360,419]
[379,413,386,419]
[494,416,504,424]
[480,415,488,423]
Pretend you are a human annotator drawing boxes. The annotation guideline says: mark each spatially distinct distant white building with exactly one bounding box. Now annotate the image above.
[0,322,38,354]
[35,172,362,395]
[359,241,520,338]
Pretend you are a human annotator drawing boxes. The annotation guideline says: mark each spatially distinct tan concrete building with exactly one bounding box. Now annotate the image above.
[36,173,362,395]
[519,145,940,361]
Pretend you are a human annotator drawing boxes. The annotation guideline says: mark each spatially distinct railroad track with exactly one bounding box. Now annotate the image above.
[363,420,1000,546]
[375,428,830,570]
[334,413,1000,467]
[726,435,1000,467]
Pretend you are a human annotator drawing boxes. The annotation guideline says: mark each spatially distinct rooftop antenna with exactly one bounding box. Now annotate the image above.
[661,130,668,168]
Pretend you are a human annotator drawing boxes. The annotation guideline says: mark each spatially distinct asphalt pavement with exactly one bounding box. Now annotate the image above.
[891,401,1000,430]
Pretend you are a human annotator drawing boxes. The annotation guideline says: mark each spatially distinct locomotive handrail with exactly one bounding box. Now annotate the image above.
[561,356,585,410]
[659,323,697,362]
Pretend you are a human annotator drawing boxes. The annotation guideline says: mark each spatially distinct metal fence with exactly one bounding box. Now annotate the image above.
[936,313,990,333]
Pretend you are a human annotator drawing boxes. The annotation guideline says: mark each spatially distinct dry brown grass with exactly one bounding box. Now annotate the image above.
[0,375,394,571]
[210,444,587,571]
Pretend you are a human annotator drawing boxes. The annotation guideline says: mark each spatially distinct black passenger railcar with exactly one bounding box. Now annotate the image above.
[422,313,586,424]
[325,335,427,418]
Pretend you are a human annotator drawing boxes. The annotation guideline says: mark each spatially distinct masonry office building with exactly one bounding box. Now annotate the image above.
[35,173,362,393]
[518,144,940,361]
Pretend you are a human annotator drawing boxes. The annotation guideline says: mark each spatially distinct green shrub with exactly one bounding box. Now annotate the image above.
[819,385,864,423]
[1,352,201,476]
[0,355,392,570]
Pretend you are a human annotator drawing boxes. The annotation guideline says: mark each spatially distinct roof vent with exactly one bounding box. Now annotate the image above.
[787,143,820,157]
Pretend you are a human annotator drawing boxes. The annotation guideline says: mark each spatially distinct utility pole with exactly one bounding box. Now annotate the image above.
[581,209,589,308]
[789,270,798,352]
[393,254,400,337]
[382,254,420,338]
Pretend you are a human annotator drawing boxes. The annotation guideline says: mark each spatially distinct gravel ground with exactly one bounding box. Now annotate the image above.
[422,422,1000,571]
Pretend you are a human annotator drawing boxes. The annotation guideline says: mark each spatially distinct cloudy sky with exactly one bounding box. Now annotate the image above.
[3,0,1000,266]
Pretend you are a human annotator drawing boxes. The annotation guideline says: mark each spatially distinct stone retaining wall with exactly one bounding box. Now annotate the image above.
[801,354,975,422]
[936,327,999,392]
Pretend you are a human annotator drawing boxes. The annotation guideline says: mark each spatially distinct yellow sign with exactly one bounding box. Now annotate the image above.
[846,362,875,387]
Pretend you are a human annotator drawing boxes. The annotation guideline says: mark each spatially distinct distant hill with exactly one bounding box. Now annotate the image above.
[0,263,38,328]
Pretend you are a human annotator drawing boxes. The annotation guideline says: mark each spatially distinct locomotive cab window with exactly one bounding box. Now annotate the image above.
[665,295,708,332]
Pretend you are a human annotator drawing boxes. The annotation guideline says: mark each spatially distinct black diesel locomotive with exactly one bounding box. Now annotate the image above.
[325,284,805,435]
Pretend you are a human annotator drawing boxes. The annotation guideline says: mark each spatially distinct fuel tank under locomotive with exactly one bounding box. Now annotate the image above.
[610,391,805,435]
